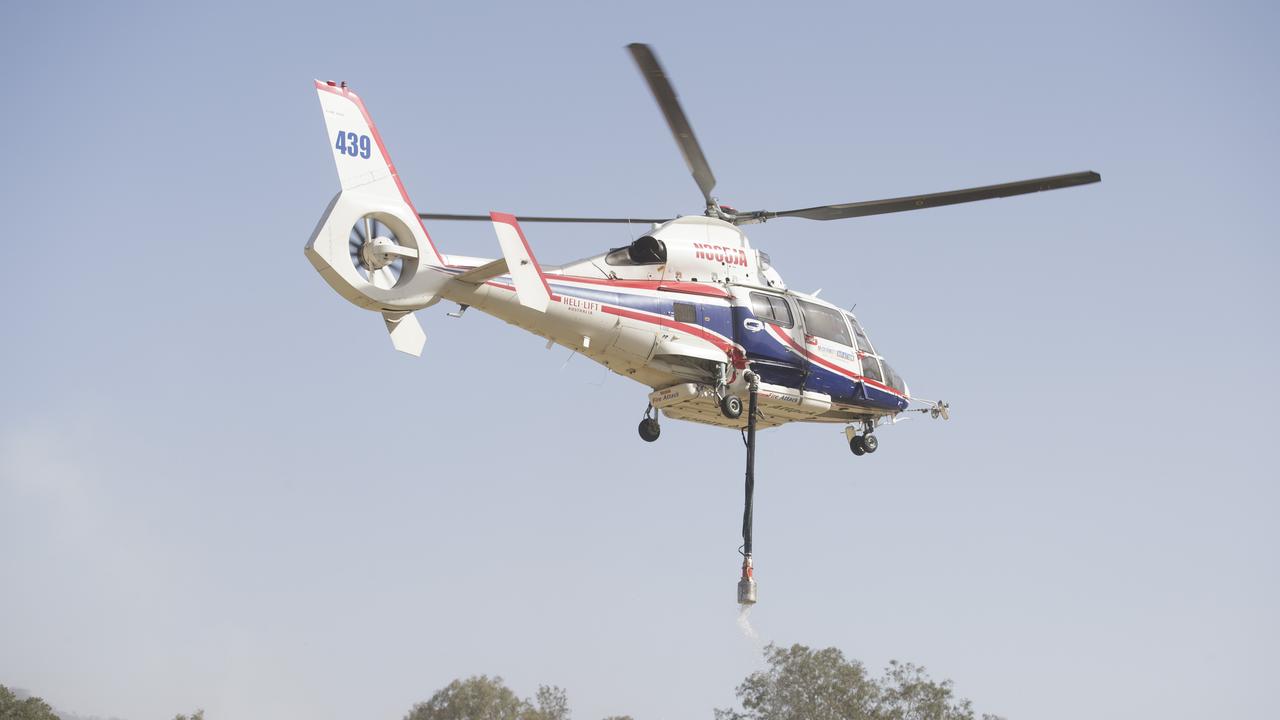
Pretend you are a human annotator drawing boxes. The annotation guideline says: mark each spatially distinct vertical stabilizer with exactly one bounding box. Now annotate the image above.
[490,212,553,313]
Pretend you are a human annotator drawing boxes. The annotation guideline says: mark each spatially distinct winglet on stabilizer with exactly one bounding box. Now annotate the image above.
[382,311,426,356]
[490,212,553,312]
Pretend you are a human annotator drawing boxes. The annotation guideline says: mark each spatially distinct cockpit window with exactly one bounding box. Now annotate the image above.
[845,313,875,353]
[605,235,667,266]
[882,362,905,394]
[750,292,793,328]
[798,300,853,346]
[860,354,883,383]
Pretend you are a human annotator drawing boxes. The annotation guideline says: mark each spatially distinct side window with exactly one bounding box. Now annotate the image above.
[769,296,792,326]
[861,355,883,383]
[674,302,697,324]
[749,292,792,328]
[750,293,772,319]
[798,300,853,346]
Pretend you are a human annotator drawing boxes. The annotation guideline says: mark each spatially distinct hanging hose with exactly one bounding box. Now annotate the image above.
[738,371,760,605]
[742,382,757,557]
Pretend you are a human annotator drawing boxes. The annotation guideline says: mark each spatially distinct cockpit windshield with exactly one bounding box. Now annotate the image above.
[882,362,906,394]
[843,311,905,393]
[844,312,875,354]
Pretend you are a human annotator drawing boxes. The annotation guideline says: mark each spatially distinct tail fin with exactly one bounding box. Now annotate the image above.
[305,81,449,356]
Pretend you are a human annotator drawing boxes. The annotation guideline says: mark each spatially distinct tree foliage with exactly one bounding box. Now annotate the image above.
[404,675,572,720]
[715,644,1001,720]
[0,685,60,720]
[527,685,571,720]
[877,661,981,720]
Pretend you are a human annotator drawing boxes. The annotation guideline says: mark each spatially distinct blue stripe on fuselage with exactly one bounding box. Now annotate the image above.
[730,306,906,411]
[458,270,905,411]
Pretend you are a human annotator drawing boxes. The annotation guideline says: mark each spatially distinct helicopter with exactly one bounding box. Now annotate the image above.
[305,43,1098,453]
[305,44,1099,603]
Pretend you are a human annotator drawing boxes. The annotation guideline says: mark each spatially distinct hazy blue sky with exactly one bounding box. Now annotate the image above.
[2,2,1276,719]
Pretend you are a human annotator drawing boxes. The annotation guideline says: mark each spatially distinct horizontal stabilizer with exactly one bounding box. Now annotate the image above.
[383,311,426,356]
[453,258,509,284]
[490,212,552,312]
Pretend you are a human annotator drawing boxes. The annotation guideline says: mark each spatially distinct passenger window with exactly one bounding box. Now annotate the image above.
[798,300,853,346]
[674,302,697,324]
[749,292,792,328]
[769,297,792,325]
[861,355,883,383]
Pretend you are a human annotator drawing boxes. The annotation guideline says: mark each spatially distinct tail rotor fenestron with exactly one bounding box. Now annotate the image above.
[348,214,418,290]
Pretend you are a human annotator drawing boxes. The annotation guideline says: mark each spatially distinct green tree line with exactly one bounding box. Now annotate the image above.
[402,643,1004,720]
[3,643,1004,719]
[0,685,59,720]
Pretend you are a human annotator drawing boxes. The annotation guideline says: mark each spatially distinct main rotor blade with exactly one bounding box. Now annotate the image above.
[627,43,717,208]
[420,213,671,225]
[741,171,1102,223]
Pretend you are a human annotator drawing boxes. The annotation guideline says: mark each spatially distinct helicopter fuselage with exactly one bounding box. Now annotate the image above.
[431,215,910,430]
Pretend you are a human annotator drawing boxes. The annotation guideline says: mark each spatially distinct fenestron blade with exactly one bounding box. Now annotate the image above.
[627,43,717,208]
[739,171,1101,224]
[382,244,418,259]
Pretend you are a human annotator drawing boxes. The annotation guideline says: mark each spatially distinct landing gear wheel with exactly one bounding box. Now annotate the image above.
[862,434,879,453]
[638,418,661,442]
[849,436,866,455]
[720,394,743,420]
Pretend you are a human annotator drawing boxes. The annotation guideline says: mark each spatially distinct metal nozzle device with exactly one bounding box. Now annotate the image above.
[737,557,757,605]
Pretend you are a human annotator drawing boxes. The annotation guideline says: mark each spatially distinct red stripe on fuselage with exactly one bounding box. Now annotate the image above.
[476,277,736,355]
[444,261,730,299]
[599,304,735,354]
[766,324,905,398]
[545,274,730,298]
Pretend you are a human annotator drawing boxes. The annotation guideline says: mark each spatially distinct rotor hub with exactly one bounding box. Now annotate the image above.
[359,235,398,271]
